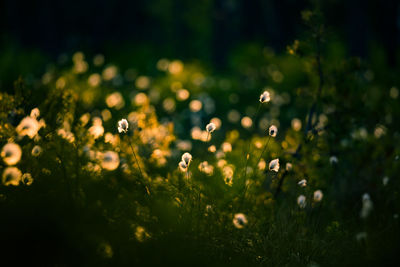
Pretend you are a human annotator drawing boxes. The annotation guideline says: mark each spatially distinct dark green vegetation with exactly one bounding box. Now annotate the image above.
[1,6,400,267]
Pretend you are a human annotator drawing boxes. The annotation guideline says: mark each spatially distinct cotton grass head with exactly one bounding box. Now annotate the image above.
[181,152,192,166]
[269,158,280,172]
[233,213,248,229]
[1,143,22,165]
[2,167,22,186]
[259,91,271,103]
[22,173,34,186]
[268,125,278,137]
[297,195,306,208]
[179,161,188,172]
[101,151,120,171]
[118,119,129,133]
[298,179,307,187]
[313,190,323,202]
[360,193,373,219]
[31,145,42,157]
[16,116,41,139]
[206,122,216,133]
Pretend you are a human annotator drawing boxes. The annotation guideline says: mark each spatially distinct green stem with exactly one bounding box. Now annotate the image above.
[254,136,271,171]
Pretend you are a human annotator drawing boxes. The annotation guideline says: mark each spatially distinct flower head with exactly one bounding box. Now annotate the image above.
[297,195,306,208]
[16,116,41,139]
[22,173,34,186]
[313,190,323,202]
[1,143,22,165]
[101,151,120,171]
[269,125,278,137]
[181,152,192,166]
[178,161,188,171]
[118,119,129,133]
[298,179,307,187]
[329,156,338,165]
[31,145,43,157]
[2,167,22,186]
[269,158,280,172]
[233,213,248,229]
[206,122,216,133]
[360,193,373,219]
[259,91,271,103]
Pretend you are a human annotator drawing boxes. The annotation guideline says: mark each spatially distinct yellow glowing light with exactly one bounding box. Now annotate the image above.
[189,100,202,112]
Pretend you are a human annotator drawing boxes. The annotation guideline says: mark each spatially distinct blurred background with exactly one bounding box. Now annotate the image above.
[1,0,399,90]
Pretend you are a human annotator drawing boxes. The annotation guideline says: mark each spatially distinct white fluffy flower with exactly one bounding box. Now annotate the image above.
[360,193,373,219]
[31,145,43,157]
[313,190,323,202]
[118,119,129,133]
[181,152,192,166]
[233,213,248,229]
[1,143,22,165]
[269,125,278,137]
[329,156,338,165]
[297,195,306,208]
[16,116,41,139]
[178,161,188,171]
[298,179,307,187]
[269,158,280,172]
[206,122,216,133]
[101,151,120,171]
[22,173,34,186]
[2,167,22,186]
[259,91,271,103]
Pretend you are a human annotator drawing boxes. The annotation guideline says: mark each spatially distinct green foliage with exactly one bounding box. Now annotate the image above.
[0,12,399,267]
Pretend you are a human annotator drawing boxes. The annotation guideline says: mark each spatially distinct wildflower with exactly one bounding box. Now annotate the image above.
[178,161,187,172]
[101,151,120,171]
[382,176,389,186]
[2,167,22,186]
[329,156,338,165]
[31,145,42,157]
[1,143,22,165]
[118,119,129,133]
[30,108,40,119]
[360,193,373,219]
[233,213,248,229]
[89,120,104,139]
[269,158,280,172]
[181,152,192,166]
[269,125,278,137]
[22,173,34,186]
[297,195,306,208]
[198,161,214,175]
[313,190,323,202]
[298,179,307,187]
[206,122,216,133]
[16,116,41,139]
[224,176,233,186]
[259,91,271,103]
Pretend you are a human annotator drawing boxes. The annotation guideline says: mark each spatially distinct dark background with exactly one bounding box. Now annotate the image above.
[1,0,399,69]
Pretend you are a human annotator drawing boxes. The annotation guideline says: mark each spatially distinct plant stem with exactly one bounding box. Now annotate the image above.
[254,136,271,171]
[242,102,262,181]
[128,139,150,195]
